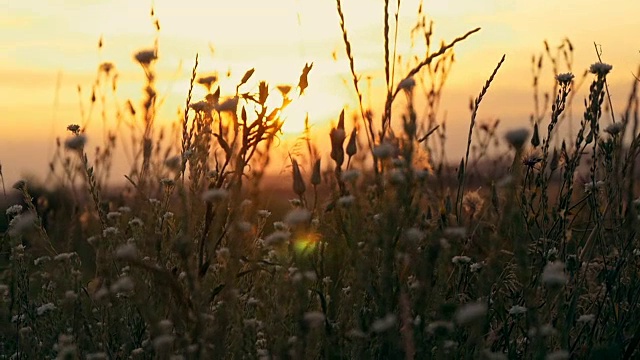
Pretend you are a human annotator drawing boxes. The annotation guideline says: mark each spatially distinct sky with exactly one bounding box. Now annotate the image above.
[1,0,640,186]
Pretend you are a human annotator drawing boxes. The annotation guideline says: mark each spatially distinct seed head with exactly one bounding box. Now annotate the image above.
[589,62,613,76]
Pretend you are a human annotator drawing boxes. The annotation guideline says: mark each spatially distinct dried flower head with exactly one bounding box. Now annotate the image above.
[64,134,87,151]
[504,128,529,149]
[555,72,574,85]
[589,62,613,76]
[605,122,625,136]
[134,49,157,65]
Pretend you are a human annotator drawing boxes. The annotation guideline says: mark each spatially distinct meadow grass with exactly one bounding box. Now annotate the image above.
[2,2,640,359]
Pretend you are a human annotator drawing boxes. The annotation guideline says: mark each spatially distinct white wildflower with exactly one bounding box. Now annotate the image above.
[404,228,424,244]
[153,334,175,355]
[115,243,138,261]
[106,211,121,220]
[508,305,527,315]
[541,261,568,287]
[370,314,397,333]
[452,255,472,265]
[337,195,355,207]
[470,262,484,272]
[34,256,51,266]
[426,320,454,334]
[8,213,37,237]
[444,226,467,238]
[36,302,56,316]
[584,180,605,193]
[128,218,144,227]
[577,314,595,324]
[284,208,311,226]
[455,302,487,325]
[54,252,76,261]
[118,206,131,213]
[102,227,118,237]
[163,212,174,221]
[202,188,228,203]
[265,231,290,246]
[110,276,134,294]
[5,205,22,216]
[257,209,271,219]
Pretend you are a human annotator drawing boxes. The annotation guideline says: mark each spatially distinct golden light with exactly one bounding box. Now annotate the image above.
[293,232,321,255]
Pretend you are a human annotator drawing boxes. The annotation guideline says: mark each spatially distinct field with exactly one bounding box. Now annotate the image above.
[2,1,640,359]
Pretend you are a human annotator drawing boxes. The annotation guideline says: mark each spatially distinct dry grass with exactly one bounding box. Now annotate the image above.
[2,2,640,359]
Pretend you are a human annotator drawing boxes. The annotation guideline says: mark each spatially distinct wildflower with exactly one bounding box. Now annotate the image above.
[452,255,471,265]
[8,213,37,237]
[522,149,543,168]
[264,231,290,246]
[33,256,50,266]
[584,180,605,194]
[470,262,484,272]
[54,252,76,261]
[634,248,640,257]
[12,180,26,191]
[118,206,131,213]
[115,243,138,261]
[455,302,487,325]
[36,302,56,316]
[110,276,134,293]
[65,290,78,301]
[555,72,575,85]
[5,204,22,216]
[589,62,613,76]
[134,49,157,65]
[163,212,174,221]
[164,155,182,171]
[273,221,288,231]
[577,314,595,324]
[404,228,424,244]
[463,190,484,215]
[277,84,292,97]
[541,261,568,287]
[64,134,87,151]
[257,210,271,219]
[341,169,360,182]
[102,227,118,237]
[508,305,527,315]
[215,96,239,113]
[284,208,311,226]
[398,77,416,91]
[504,128,529,149]
[189,100,212,113]
[371,314,397,333]
[389,169,406,184]
[303,311,325,328]
[346,329,367,339]
[605,122,625,136]
[106,211,122,220]
[197,75,217,90]
[373,142,395,159]
[159,178,175,187]
[202,188,229,203]
[426,321,454,335]
[66,124,81,134]
[444,226,467,238]
[337,195,355,207]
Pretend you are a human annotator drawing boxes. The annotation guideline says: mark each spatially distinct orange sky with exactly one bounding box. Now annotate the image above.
[1,0,640,186]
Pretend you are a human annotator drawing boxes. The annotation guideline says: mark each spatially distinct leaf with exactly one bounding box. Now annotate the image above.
[239,68,255,87]
[298,63,313,95]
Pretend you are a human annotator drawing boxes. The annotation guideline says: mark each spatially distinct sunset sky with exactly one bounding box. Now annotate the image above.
[2,0,640,185]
